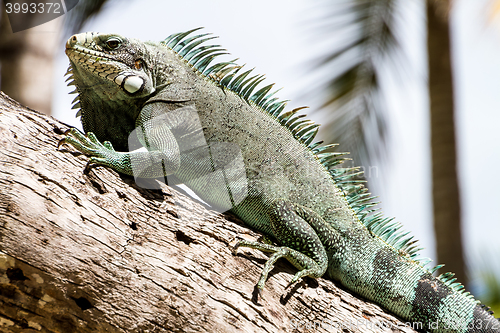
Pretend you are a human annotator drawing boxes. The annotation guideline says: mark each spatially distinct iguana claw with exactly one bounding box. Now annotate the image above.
[59,128,111,155]
[57,128,73,149]
[58,128,121,172]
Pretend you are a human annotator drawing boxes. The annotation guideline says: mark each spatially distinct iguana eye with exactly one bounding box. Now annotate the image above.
[106,38,121,50]
[134,59,143,70]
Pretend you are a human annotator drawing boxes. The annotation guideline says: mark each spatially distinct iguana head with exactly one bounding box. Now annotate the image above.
[65,32,161,149]
[65,32,157,98]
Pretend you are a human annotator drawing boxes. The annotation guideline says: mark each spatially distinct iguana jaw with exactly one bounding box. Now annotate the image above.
[65,32,156,97]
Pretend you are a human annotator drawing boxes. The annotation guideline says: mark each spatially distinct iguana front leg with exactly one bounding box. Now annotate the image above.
[59,126,181,177]
[58,103,203,178]
[234,199,343,290]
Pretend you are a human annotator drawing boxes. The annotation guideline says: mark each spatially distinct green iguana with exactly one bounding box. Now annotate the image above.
[60,28,500,333]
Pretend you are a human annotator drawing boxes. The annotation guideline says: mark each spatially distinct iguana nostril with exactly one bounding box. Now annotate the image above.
[66,35,78,49]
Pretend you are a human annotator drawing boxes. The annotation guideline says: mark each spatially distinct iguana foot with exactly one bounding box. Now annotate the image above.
[233,239,324,290]
[59,128,115,158]
[59,128,124,170]
[232,199,344,292]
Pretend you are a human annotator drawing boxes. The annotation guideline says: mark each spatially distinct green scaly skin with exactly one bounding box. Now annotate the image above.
[60,30,500,333]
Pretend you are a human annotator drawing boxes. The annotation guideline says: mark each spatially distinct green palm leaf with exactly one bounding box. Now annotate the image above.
[312,0,406,167]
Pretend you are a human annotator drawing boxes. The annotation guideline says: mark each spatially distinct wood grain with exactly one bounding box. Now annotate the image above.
[0,92,418,333]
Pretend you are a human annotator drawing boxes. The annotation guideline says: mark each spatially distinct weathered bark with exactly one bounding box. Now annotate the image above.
[0,92,417,333]
[426,0,466,286]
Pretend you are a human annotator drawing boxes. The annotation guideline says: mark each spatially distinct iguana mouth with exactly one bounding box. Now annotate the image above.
[65,47,114,63]
[65,46,125,82]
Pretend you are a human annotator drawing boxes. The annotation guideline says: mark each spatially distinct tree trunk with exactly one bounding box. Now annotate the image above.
[0,10,60,115]
[426,0,466,287]
[0,92,418,333]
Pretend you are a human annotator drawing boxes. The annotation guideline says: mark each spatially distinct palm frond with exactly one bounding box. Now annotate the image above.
[311,0,406,167]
